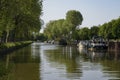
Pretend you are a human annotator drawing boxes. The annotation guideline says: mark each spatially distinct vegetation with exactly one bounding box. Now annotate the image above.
[78,17,120,40]
[44,14,120,42]
[99,17,120,40]
[0,0,43,77]
[0,41,32,52]
[76,17,120,40]
[1,0,119,44]
[34,33,47,42]
[0,0,43,43]
[44,10,83,44]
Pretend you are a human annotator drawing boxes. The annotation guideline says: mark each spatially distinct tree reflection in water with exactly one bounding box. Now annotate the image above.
[0,44,41,80]
[44,45,82,79]
[0,43,120,80]
[78,47,120,80]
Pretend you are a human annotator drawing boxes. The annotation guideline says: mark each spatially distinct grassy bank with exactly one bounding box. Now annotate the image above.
[0,41,33,53]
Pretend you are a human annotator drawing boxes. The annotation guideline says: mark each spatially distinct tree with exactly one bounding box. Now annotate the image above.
[78,27,90,40]
[112,17,120,39]
[44,10,83,43]
[13,0,43,41]
[105,22,113,39]
[44,19,66,40]
[99,23,107,38]
[0,0,43,42]
[0,0,17,43]
[65,10,83,41]
[90,26,99,39]
[66,10,83,30]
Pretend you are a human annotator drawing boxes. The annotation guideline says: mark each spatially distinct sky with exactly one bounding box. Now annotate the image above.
[41,0,120,31]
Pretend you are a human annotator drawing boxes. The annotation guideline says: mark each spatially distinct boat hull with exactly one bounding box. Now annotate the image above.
[88,45,108,51]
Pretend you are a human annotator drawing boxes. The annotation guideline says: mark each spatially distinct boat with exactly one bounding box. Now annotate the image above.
[88,36,108,50]
[78,40,88,48]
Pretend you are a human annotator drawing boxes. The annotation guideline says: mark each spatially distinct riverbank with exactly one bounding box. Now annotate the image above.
[0,41,33,53]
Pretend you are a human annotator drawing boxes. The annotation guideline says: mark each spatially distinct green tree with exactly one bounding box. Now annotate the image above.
[13,0,43,41]
[44,10,83,43]
[0,0,16,42]
[65,10,83,41]
[0,0,43,42]
[44,20,55,40]
[99,23,107,38]
[105,22,114,39]
[44,19,66,41]
[78,27,90,40]
[90,26,99,39]
[66,10,83,30]
[112,17,120,39]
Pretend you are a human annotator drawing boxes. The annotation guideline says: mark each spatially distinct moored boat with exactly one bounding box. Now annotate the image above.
[88,36,108,50]
[78,41,89,48]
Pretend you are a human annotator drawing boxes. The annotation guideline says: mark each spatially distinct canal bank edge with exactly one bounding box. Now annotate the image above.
[0,41,33,54]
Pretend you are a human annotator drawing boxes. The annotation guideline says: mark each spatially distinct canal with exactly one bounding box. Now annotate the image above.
[0,42,120,80]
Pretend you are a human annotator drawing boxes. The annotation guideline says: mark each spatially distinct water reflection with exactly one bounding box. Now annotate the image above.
[0,44,41,80]
[0,43,120,80]
[41,45,82,80]
[78,47,120,80]
[88,50,106,62]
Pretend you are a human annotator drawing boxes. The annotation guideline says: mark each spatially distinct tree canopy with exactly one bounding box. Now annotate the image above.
[44,16,120,42]
[66,10,83,30]
[0,0,43,42]
[44,10,83,42]
[77,17,120,40]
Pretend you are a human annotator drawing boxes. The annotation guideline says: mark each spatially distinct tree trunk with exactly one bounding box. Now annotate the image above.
[5,30,9,43]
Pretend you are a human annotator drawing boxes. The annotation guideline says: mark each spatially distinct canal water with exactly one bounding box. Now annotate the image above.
[0,42,120,80]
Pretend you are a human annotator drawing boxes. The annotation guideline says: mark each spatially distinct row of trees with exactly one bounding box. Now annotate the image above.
[44,10,83,42]
[77,17,120,40]
[44,9,120,42]
[0,0,43,43]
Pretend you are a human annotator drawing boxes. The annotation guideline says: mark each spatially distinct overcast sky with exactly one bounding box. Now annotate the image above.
[41,0,120,29]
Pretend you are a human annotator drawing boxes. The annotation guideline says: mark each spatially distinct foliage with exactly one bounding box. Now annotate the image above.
[0,0,43,43]
[66,10,83,30]
[78,27,90,40]
[35,33,48,42]
[0,41,32,50]
[112,17,120,39]
[74,17,120,40]
[89,26,99,39]
[44,10,83,42]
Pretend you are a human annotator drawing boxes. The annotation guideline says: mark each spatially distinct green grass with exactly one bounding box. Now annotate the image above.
[0,41,32,51]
